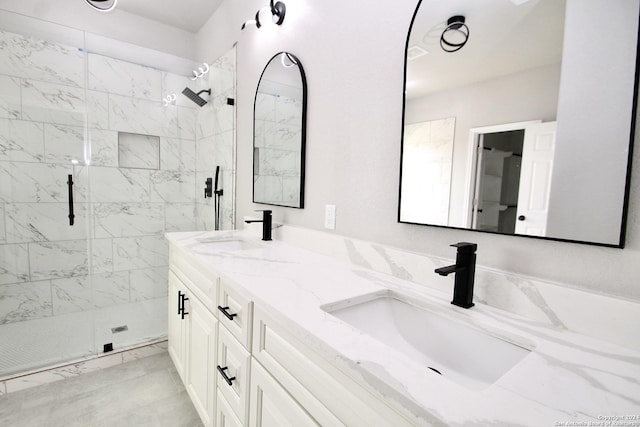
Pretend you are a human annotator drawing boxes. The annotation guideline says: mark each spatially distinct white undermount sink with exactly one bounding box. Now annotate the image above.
[196,237,260,251]
[322,291,534,391]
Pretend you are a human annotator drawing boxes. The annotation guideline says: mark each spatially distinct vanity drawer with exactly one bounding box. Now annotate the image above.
[217,324,251,424]
[170,248,219,309]
[216,389,243,427]
[252,307,414,427]
[218,278,253,350]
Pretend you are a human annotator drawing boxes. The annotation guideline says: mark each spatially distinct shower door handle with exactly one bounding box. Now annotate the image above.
[67,174,75,226]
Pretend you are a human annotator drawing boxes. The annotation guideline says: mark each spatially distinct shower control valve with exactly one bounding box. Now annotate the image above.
[204,178,213,198]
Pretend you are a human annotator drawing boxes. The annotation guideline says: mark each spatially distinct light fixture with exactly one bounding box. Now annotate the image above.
[280,52,298,68]
[241,0,286,30]
[85,0,118,12]
[440,15,469,53]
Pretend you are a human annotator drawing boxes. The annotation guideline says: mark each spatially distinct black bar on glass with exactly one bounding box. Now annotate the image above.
[67,174,75,226]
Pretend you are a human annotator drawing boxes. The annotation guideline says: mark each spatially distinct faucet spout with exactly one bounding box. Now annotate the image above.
[434,264,463,276]
[244,210,272,241]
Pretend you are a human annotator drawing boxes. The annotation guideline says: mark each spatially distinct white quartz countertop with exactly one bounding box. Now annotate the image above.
[166,230,640,426]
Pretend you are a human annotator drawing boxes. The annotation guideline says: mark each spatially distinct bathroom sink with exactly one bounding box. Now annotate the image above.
[197,237,261,251]
[322,291,533,390]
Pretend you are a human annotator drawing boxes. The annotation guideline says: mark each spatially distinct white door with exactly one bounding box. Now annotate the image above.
[186,294,218,427]
[515,122,557,236]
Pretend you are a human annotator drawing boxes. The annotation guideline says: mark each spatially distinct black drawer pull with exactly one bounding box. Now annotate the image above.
[217,365,236,386]
[217,306,237,321]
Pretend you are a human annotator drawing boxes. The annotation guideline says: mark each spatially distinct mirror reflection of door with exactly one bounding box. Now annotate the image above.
[470,122,557,236]
[472,130,524,233]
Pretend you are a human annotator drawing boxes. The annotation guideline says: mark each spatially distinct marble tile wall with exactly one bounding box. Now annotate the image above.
[0,28,234,377]
[254,92,302,206]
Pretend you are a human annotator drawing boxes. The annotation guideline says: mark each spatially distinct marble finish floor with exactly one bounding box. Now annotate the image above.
[0,352,203,427]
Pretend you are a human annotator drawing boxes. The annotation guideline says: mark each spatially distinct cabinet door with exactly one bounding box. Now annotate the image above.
[168,271,188,381]
[186,293,218,427]
[249,360,319,427]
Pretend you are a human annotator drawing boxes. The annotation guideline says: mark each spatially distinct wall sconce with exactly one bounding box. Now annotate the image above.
[241,0,286,30]
[440,15,469,53]
[191,63,210,81]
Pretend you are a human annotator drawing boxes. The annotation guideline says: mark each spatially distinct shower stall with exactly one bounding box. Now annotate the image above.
[0,10,235,379]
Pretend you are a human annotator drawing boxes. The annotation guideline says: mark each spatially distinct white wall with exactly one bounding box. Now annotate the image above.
[199,0,640,303]
[546,0,639,244]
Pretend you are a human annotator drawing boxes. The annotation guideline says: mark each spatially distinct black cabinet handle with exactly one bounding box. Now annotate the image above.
[178,291,189,319]
[518,215,526,221]
[217,366,236,386]
[177,291,183,315]
[182,295,189,320]
[217,306,237,321]
[67,174,75,226]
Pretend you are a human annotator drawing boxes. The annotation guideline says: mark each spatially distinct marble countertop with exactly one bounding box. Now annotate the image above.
[166,230,640,426]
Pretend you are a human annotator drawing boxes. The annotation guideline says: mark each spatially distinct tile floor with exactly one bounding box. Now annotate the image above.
[0,352,203,427]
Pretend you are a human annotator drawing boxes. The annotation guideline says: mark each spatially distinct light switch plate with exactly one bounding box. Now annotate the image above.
[324,205,336,229]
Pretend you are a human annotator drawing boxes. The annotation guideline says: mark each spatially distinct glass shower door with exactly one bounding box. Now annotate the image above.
[0,13,96,377]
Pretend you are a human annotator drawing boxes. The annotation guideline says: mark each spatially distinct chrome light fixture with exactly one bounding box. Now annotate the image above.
[85,0,118,12]
[241,0,286,30]
[440,15,469,53]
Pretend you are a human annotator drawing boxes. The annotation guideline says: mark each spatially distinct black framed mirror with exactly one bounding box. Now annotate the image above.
[399,0,639,247]
[253,52,307,208]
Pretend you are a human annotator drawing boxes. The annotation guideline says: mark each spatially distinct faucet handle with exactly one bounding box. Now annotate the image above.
[450,242,477,253]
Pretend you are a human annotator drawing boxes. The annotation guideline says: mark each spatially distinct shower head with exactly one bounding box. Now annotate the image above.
[182,87,211,107]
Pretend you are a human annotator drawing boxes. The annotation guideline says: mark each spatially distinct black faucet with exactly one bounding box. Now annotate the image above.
[244,210,272,241]
[434,242,477,309]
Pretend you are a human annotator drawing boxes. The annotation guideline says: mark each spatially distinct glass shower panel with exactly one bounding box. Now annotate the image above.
[195,47,237,231]
[0,10,237,379]
[0,13,95,377]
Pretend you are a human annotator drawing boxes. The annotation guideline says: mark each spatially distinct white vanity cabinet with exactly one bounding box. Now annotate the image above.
[168,245,414,427]
[168,251,220,427]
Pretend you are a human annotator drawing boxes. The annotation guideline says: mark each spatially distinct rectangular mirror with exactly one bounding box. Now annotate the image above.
[253,52,307,208]
[399,0,639,247]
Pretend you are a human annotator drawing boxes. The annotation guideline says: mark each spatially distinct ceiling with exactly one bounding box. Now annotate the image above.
[116,0,224,33]
[406,0,566,99]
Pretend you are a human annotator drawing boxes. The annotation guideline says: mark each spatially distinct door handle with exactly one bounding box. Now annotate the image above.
[518,215,526,221]
[67,174,75,226]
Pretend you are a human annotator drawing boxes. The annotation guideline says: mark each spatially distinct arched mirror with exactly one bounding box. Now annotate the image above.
[399,0,639,247]
[253,52,307,208]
